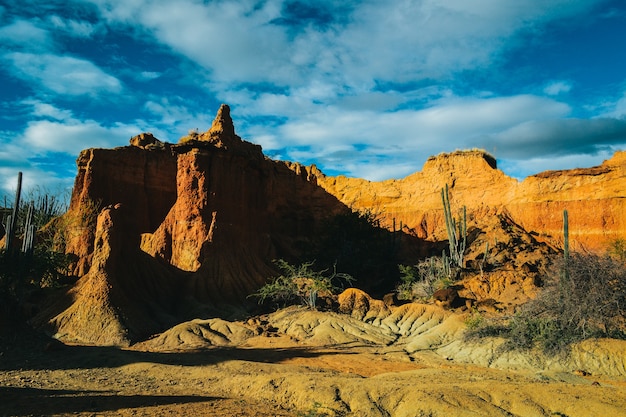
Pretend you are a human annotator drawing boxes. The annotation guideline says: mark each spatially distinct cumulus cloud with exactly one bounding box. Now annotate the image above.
[88,0,605,91]
[21,118,134,154]
[3,52,122,95]
[24,99,74,121]
[233,94,578,179]
[13,100,136,154]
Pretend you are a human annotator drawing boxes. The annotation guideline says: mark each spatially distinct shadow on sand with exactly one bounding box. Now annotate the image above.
[0,386,221,416]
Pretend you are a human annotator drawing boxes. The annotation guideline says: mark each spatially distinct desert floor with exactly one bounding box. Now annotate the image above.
[2,306,626,417]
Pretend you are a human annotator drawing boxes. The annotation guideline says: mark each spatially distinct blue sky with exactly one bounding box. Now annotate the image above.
[1,0,626,194]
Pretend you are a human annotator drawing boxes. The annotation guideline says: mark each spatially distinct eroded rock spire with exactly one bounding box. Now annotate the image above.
[208,104,236,140]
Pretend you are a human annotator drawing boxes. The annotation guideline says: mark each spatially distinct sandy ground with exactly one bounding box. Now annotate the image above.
[2,305,626,417]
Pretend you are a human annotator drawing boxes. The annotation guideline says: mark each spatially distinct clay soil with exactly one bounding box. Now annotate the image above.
[2,307,626,417]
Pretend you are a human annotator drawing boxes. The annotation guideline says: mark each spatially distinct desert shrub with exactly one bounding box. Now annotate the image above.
[396,256,454,301]
[464,310,485,330]
[608,238,626,263]
[251,259,354,309]
[480,253,626,353]
[44,197,101,253]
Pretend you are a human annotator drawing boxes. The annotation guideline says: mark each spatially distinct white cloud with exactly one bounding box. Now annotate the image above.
[267,94,570,148]
[544,81,573,96]
[138,71,161,80]
[21,118,136,154]
[0,19,54,51]
[48,15,98,38]
[4,52,122,95]
[23,99,74,121]
[88,0,605,92]
[142,97,216,140]
[233,94,576,179]
[15,101,138,155]
[601,90,626,119]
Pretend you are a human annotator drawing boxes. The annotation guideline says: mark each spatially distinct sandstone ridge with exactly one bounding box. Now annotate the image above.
[317,149,626,252]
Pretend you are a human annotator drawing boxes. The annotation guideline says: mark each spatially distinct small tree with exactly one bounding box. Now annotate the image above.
[251,260,354,309]
[608,238,626,263]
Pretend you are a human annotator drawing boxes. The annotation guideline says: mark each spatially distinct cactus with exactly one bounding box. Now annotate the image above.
[441,249,451,278]
[5,172,23,254]
[20,203,35,256]
[441,184,467,268]
[563,209,569,262]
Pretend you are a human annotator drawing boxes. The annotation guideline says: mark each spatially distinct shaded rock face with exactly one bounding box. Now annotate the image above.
[37,204,180,346]
[317,149,626,253]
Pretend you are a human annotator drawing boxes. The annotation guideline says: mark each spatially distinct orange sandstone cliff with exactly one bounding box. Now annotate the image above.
[316,150,626,253]
[38,104,625,346]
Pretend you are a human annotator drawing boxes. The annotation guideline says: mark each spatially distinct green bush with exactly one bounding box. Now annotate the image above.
[608,238,626,263]
[251,259,354,309]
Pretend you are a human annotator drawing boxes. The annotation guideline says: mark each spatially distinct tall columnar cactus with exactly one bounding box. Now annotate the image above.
[5,172,23,254]
[441,184,467,268]
[563,209,569,261]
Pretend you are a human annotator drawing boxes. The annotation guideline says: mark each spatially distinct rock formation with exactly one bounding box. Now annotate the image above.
[39,104,625,346]
[42,105,352,344]
[316,149,626,253]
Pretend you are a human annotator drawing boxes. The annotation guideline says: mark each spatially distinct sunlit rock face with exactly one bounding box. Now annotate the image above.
[317,149,626,253]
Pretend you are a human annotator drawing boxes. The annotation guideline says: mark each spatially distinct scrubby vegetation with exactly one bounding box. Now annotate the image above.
[1,182,75,317]
[396,257,454,301]
[468,251,626,353]
[251,259,354,309]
